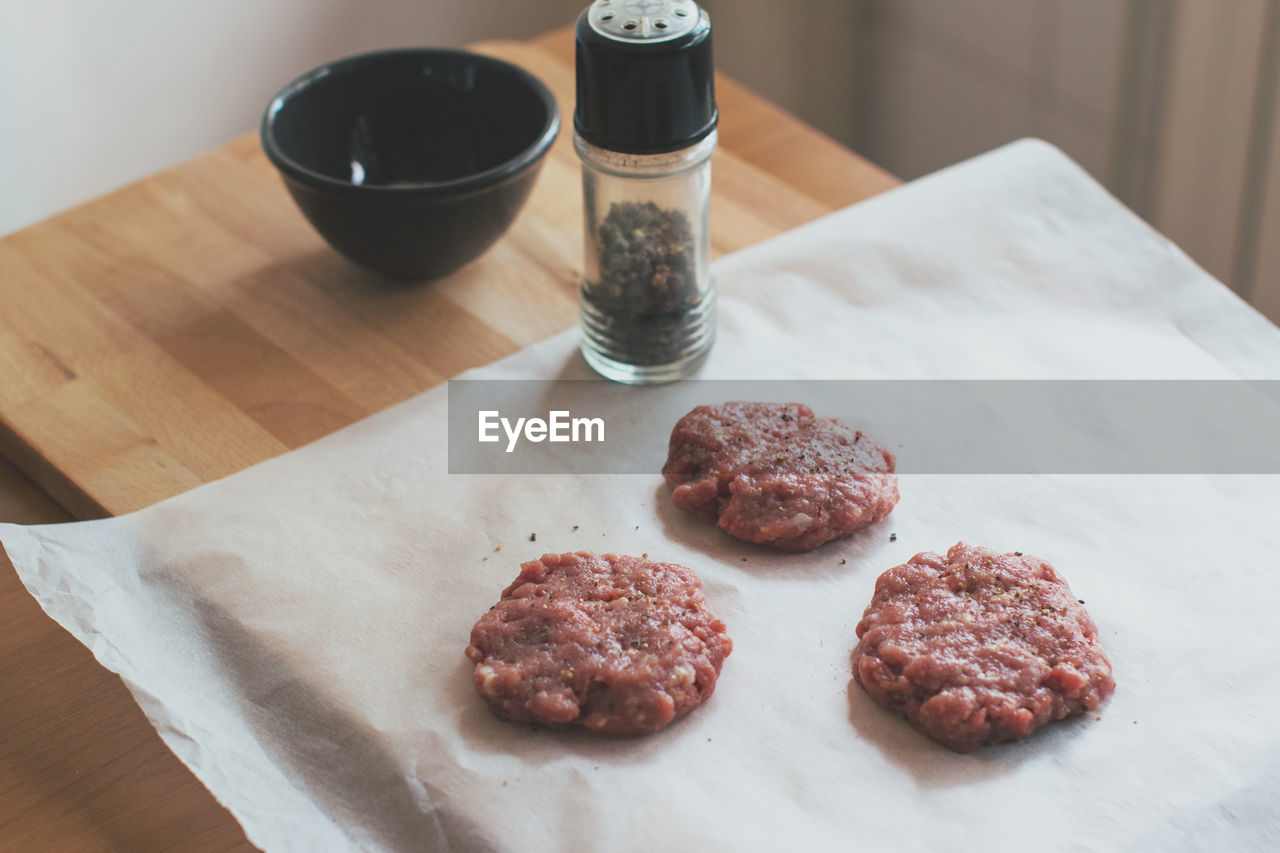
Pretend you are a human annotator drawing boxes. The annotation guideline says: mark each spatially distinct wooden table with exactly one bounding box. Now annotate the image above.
[0,26,896,851]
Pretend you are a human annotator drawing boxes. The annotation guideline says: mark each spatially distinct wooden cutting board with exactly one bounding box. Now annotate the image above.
[0,27,896,520]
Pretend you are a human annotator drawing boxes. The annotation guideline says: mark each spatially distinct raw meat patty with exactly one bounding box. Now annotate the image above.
[852,543,1115,753]
[465,552,732,734]
[662,402,898,552]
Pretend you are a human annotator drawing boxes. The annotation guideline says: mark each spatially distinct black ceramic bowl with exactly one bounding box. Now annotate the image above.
[261,48,559,280]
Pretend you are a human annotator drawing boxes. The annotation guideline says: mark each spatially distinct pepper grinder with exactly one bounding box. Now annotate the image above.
[574,0,718,384]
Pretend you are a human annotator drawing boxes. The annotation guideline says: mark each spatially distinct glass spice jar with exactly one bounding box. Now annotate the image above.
[574,0,718,384]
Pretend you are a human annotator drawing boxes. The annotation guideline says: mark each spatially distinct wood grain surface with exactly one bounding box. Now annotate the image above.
[0,33,893,521]
[0,24,896,852]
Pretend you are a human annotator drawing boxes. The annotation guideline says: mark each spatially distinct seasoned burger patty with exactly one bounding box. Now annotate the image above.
[662,402,899,552]
[465,552,732,734]
[852,543,1115,753]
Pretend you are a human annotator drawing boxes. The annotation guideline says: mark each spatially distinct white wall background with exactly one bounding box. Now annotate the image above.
[705,0,1279,323]
[705,0,1129,183]
[0,0,583,237]
[3,0,1277,324]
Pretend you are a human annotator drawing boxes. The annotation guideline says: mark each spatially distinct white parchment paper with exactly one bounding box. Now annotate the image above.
[5,140,1280,852]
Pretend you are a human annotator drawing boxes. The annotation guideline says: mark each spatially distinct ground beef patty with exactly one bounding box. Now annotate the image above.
[662,402,898,552]
[465,552,732,734]
[853,543,1115,753]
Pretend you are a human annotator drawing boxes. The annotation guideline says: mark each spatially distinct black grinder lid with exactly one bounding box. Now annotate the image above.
[574,0,717,155]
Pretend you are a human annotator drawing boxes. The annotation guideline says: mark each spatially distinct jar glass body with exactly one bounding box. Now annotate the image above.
[575,130,716,384]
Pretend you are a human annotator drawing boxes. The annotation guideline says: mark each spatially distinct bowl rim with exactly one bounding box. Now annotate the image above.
[260,47,560,198]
